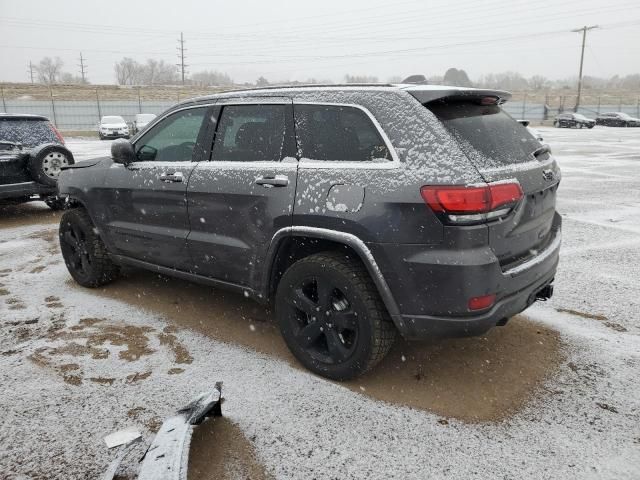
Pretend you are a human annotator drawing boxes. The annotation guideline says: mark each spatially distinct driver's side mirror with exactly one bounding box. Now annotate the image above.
[111,139,136,165]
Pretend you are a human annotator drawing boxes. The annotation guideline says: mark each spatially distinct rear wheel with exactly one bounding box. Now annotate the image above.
[59,208,119,287]
[275,252,396,380]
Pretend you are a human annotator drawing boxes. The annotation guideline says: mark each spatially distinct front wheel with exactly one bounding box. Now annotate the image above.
[275,252,396,380]
[59,209,120,287]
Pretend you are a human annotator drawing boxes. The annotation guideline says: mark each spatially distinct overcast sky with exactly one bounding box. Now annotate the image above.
[1,0,639,84]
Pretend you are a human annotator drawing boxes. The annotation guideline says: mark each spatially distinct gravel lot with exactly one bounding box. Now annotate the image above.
[1,127,639,479]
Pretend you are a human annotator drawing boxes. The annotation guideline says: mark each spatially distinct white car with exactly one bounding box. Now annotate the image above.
[132,113,157,135]
[98,115,130,140]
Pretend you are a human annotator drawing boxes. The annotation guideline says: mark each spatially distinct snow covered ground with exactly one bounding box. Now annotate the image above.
[1,128,639,479]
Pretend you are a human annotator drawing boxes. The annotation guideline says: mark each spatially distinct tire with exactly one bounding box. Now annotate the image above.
[99,133,104,140]
[553,121,559,128]
[275,251,396,380]
[28,145,74,187]
[588,124,594,129]
[59,208,119,288]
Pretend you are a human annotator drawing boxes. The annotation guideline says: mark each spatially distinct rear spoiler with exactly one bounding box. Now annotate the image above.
[401,85,512,105]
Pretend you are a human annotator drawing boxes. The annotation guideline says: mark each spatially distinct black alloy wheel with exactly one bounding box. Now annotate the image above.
[59,208,119,287]
[276,252,396,380]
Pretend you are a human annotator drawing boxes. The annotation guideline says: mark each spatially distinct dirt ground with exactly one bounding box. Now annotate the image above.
[94,268,563,423]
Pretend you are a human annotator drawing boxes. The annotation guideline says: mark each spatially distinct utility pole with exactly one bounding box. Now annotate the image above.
[28,61,35,83]
[572,25,598,112]
[177,32,187,86]
[78,52,87,84]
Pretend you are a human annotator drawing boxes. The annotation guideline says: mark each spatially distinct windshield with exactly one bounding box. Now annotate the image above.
[102,116,125,123]
[427,101,539,166]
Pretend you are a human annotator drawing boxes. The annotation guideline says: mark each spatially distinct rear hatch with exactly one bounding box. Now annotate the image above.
[412,89,560,271]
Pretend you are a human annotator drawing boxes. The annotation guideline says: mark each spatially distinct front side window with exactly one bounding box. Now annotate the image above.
[294,105,391,162]
[211,104,287,162]
[135,107,206,162]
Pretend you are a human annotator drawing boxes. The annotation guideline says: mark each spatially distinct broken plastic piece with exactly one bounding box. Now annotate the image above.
[104,426,142,449]
[102,382,223,480]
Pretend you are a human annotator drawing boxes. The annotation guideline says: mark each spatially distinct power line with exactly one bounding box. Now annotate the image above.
[572,25,599,111]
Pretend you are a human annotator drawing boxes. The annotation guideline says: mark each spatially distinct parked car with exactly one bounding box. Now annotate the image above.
[595,112,640,127]
[0,113,74,209]
[98,115,130,140]
[553,113,595,129]
[57,84,561,380]
[131,113,157,135]
[517,119,544,142]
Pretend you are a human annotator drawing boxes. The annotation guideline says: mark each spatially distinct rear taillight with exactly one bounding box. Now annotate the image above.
[421,182,523,224]
[468,294,496,311]
[49,122,65,144]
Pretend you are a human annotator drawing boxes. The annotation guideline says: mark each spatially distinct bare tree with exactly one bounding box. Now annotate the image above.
[528,75,549,91]
[36,57,64,85]
[191,70,234,86]
[115,58,178,85]
[60,72,87,84]
[443,68,472,87]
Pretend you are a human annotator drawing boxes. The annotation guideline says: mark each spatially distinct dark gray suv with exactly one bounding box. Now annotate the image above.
[57,84,561,379]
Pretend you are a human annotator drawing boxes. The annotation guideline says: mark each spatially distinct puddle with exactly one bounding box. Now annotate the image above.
[189,417,273,480]
[98,270,564,423]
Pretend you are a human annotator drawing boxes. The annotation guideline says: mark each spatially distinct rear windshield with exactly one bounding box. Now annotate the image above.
[427,102,539,167]
[0,119,58,148]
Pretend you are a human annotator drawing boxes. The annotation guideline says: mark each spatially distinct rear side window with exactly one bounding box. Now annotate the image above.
[0,119,59,147]
[427,102,539,166]
[211,104,286,162]
[294,105,391,162]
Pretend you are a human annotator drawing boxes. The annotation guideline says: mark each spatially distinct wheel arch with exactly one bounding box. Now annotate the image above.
[262,227,402,322]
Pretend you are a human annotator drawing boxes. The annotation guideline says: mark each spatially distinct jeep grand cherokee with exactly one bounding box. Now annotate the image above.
[57,84,561,379]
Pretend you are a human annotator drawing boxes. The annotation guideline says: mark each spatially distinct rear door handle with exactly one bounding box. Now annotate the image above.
[159,171,184,183]
[255,175,289,187]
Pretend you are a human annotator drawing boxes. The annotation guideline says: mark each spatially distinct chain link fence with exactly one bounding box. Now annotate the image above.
[1,84,639,130]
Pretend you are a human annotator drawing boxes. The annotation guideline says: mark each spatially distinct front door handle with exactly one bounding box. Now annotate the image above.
[159,171,184,183]
[255,175,289,187]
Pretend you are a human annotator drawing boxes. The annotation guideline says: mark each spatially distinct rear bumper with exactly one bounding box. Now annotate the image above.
[370,216,562,339]
[0,181,56,200]
[394,263,557,338]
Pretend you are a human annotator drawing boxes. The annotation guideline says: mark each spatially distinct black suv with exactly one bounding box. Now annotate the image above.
[0,113,74,209]
[57,85,561,379]
[553,113,595,129]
